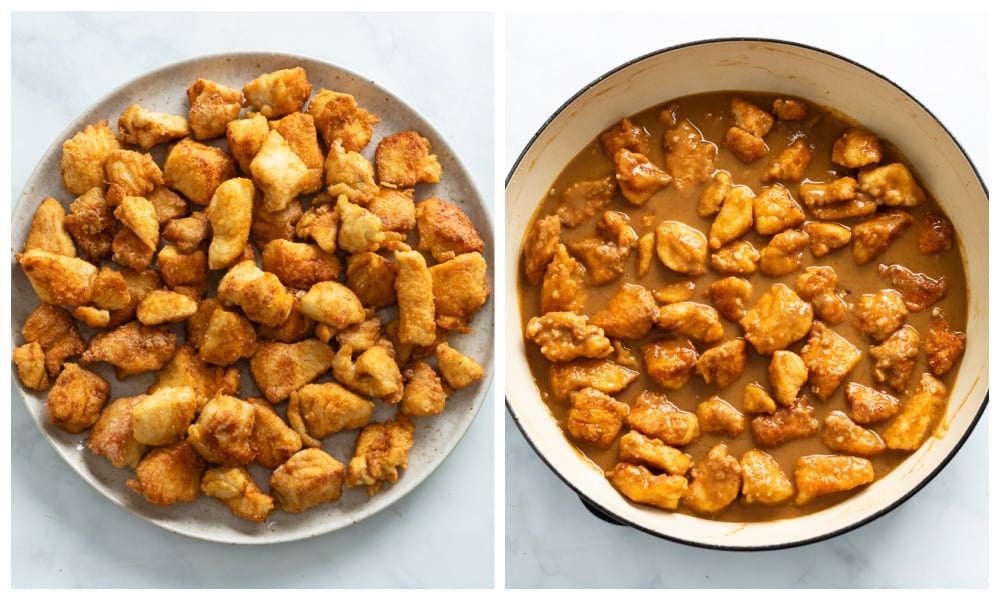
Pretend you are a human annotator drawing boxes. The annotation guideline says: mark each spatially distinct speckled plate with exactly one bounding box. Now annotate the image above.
[11,52,494,544]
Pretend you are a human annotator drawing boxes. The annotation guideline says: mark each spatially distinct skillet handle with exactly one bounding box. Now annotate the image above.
[579,495,625,526]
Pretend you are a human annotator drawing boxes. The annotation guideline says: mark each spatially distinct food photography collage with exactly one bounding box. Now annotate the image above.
[5,4,994,592]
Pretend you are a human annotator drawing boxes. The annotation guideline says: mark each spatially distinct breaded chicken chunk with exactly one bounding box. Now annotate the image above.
[65,187,117,262]
[435,341,485,390]
[287,381,375,447]
[698,171,732,217]
[147,344,241,402]
[393,249,438,346]
[104,149,164,201]
[198,307,258,367]
[657,301,724,344]
[600,117,650,158]
[86,395,147,469]
[656,220,708,275]
[794,455,873,505]
[324,141,379,206]
[549,358,639,402]
[47,363,109,433]
[822,411,886,456]
[869,325,920,393]
[845,382,901,425]
[207,177,255,270]
[375,130,443,188]
[540,243,587,314]
[724,126,768,163]
[249,339,335,403]
[217,260,295,328]
[696,339,747,389]
[13,342,49,391]
[753,184,805,235]
[300,280,366,332]
[415,196,485,263]
[187,78,244,141]
[803,221,852,257]
[430,252,490,333]
[607,462,688,510]
[347,415,416,496]
[261,239,341,290]
[226,113,270,174]
[117,104,190,149]
[187,394,257,465]
[21,302,86,377]
[557,175,616,227]
[247,397,303,469]
[22,197,76,257]
[742,383,777,414]
[924,308,966,376]
[696,396,746,437]
[270,448,346,512]
[127,441,206,506]
[852,289,908,342]
[308,89,380,153]
[332,342,404,403]
[627,389,700,446]
[368,186,417,235]
[740,283,814,354]
[614,149,672,205]
[858,163,927,207]
[643,338,699,391]
[113,194,160,253]
[201,466,274,523]
[751,399,819,447]
[17,248,98,307]
[706,276,753,323]
[272,112,325,194]
[710,240,761,275]
[251,129,310,213]
[663,120,717,186]
[772,98,808,121]
[525,311,613,362]
[877,263,948,312]
[618,430,692,476]
[400,361,448,418]
[709,185,754,250]
[61,120,123,195]
[851,209,914,265]
[242,66,311,119]
[683,444,742,514]
[568,211,638,285]
[759,229,809,277]
[80,321,177,379]
[136,289,199,325]
[589,283,658,341]
[740,449,793,505]
[883,373,948,451]
[335,194,393,253]
[831,127,882,169]
[795,265,848,324]
[162,211,212,254]
[917,212,954,255]
[800,322,862,400]
[768,350,808,407]
[565,387,629,449]
[163,138,236,206]
[762,138,811,182]
[345,251,398,310]
[131,385,200,447]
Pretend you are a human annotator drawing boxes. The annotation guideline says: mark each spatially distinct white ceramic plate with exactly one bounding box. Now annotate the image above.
[505,39,988,550]
[11,52,494,544]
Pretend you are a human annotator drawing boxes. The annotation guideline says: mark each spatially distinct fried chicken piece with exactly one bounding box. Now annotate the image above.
[147,186,189,225]
[655,220,708,275]
[557,175,616,227]
[335,195,392,253]
[708,184,754,250]
[917,212,954,254]
[759,228,809,277]
[332,342,404,403]
[645,337,700,391]
[742,383,777,414]
[704,276,751,323]
[187,394,256,465]
[822,411,886,456]
[23,196,76,257]
[698,170,732,217]
[525,311,613,362]
[375,130,442,188]
[60,120,122,196]
[104,149,163,201]
[732,97,774,136]
[272,111,325,194]
[163,138,236,206]
[696,339,747,389]
[740,449,793,505]
[614,149,672,205]
[799,176,859,210]
[769,350,808,407]
[683,444,742,514]
[13,342,49,391]
[86,395,146,469]
[346,416,416,496]
[117,104,190,149]
[400,361,448,418]
[21,302,85,377]
[206,177,254,270]
[751,399,819,447]
[247,397,302,469]
[696,397,745,437]
[147,344,240,402]
[795,265,848,324]
[130,385,200,446]
[64,187,116,262]
[46,363,109,433]
[664,120,717,186]
[201,466,274,523]
[607,462,688,510]
[430,252,490,333]
[845,382,901,425]
[618,430,692,476]
[772,98,808,121]
[299,281,366,332]
[368,186,417,235]
[217,260,295,328]
[710,240,760,275]
[589,283,657,341]
[80,321,176,379]
[565,388,629,449]
[415,196,485,262]
[394,249,437,346]
[162,211,211,254]
[111,226,155,271]
[436,341,485,390]
[242,66,311,119]
[831,128,882,169]
[249,339,335,404]
[71,306,109,328]
[340,252,396,311]
[883,373,948,451]
[106,268,162,328]
[803,221,852,257]
[225,112,270,175]
[270,448,346,512]
[851,209,914,265]
[852,289,908,342]
[85,268,130,313]
[307,89,380,152]
[600,117,650,158]
[127,441,206,506]
[16,248,98,307]
[794,455,874,505]
[870,325,920,393]
[261,239,341,291]
[522,214,561,286]
[800,322,862,400]
[859,163,927,207]
[754,184,806,235]
[626,389,700,445]
[762,139,811,182]
[325,139,379,204]
[186,78,243,141]
[250,129,310,213]
[136,289,199,325]
[724,126,768,163]
[740,283,814,354]
[877,263,948,312]
[287,381,375,447]
[198,307,258,366]
[549,358,639,402]
[924,308,966,376]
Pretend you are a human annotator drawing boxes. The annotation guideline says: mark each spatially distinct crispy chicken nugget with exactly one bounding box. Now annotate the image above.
[80,321,177,379]
[346,415,416,496]
[415,196,485,262]
[287,381,375,447]
[270,448,346,513]
[17,248,98,307]
[117,103,190,150]
[60,120,122,196]
[21,302,86,377]
[400,361,448,418]
[368,187,416,234]
[325,139,379,204]
[435,341,486,390]
[242,66,311,119]
[186,78,243,141]
[201,466,274,523]
[608,462,688,510]
[13,342,49,391]
[187,394,257,465]
[249,339,335,403]
[65,187,117,262]
[251,129,311,213]
[272,111,324,194]
[332,342,404,403]
[136,289,199,325]
[157,245,208,298]
[23,197,77,257]
[104,149,164,200]
[394,249,437,346]
[345,251,399,310]
[375,130,442,188]
[86,395,147,469]
[247,397,302,469]
[217,260,295,328]
[200,307,258,367]
[429,252,490,333]
[262,239,341,290]
[163,137,236,206]
[131,385,200,446]
[46,363,110,433]
[226,113,270,174]
[307,89,380,153]
[300,280,366,331]
[127,441,206,506]
[147,344,241,404]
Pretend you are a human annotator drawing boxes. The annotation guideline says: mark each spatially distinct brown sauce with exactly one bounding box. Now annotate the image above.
[517,91,968,522]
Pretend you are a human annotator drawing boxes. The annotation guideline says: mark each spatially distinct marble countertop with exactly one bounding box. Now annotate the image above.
[504,12,990,589]
[10,11,495,588]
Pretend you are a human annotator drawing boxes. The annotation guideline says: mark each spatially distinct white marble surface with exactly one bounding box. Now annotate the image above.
[504,12,990,588]
[9,11,495,588]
